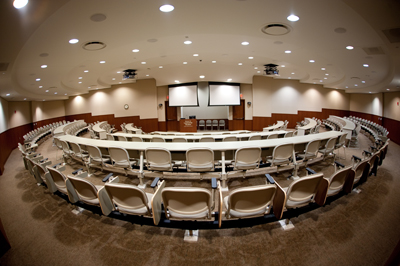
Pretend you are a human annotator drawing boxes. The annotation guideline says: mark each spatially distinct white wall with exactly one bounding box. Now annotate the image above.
[349,93,383,116]
[31,100,65,122]
[383,92,400,121]
[8,101,31,129]
[181,82,229,119]
[0,97,9,133]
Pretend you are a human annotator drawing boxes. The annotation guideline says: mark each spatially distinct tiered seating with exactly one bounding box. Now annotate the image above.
[346,116,389,143]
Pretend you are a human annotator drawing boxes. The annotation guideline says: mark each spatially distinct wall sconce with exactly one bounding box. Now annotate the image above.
[247,102,251,106]
[158,103,163,108]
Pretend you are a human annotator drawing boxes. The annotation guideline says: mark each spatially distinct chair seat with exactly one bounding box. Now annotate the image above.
[283,187,313,209]
[297,152,317,160]
[267,158,290,165]
[188,163,214,172]
[234,162,258,170]
[116,192,153,215]
[223,196,267,218]
[148,163,172,171]
[168,208,209,219]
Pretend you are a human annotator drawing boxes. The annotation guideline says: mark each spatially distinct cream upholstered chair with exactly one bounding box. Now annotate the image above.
[334,134,347,159]
[366,151,380,176]
[284,131,293,138]
[66,175,103,206]
[108,147,136,175]
[223,136,237,142]
[186,148,214,172]
[198,120,205,130]
[206,120,212,130]
[145,148,173,172]
[267,143,294,167]
[107,134,115,141]
[199,137,215,142]
[219,120,225,130]
[297,139,321,167]
[60,140,74,163]
[68,142,88,166]
[224,184,276,219]
[212,120,219,130]
[172,137,187,142]
[325,162,354,196]
[85,144,111,174]
[232,147,261,172]
[117,135,128,141]
[131,136,143,142]
[267,133,279,139]
[31,159,51,185]
[151,137,165,142]
[46,166,69,194]
[248,135,261,141]
[352,157,370,187]
[318,137,337,161]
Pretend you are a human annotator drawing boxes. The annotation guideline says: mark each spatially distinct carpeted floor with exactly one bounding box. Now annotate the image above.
[0,130,399,266]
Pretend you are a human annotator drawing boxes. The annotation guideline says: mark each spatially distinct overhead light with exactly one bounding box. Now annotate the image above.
[309,60,315,63]
[257,71,261,73]
[6,93,10,96]
[141,62,146,64]
[355,84,358,86]
[146,74,149,77]
[248,57,254,59]
[193,54,199,57]
[84,70,89,73]
[65,94,67,95]
[132,49,139,52]
[288,77,291,79]
[117,71,121,73]
[285,50,291,54]
[212,61,216,63]
[24,98,27,100]
[254,67,258,69]
[227,79,232,82]
[69,39,79,44]
[159,66,163,68]
[78,82,82,84]
[363,64,369,67]
[281,65,285,67]
[112,78,115,80]
[346,46,354,50]
[13,0,28,9]
[36,78,41,81]
[324,77,327,80]
[241,41,249,46]
[199,75,205,78]
[387,88,390,91]
[362,81,366,83]
[238,63,243,65]
[54,92,57,94]
[100,61,106,64]
[88,87,91,89]
[175,80,180,83]
[41,65,47,68]
[183,62,187,64]
[39,86,43,88]
[45,90,49,92]
[291,72,295,75]
[321,68,326,70]
[346,86,348,88]
[369,92,371,93]
[184,40,192,45]
[159,4,174,12]
[78,77,82,79]
[287,15,299,22]
[325,73,329,76]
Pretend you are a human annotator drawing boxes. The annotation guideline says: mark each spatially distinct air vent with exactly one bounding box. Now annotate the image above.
[0,63,9,72]
[382,28,400,43]
[362,46,385,55]
[262,24,291,36]
[82,41,107,51]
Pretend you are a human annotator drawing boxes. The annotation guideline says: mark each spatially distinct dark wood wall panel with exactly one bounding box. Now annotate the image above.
[244,120,253,131]
[158,122,167,131]
[349,111,382,125]
[383,117,400,145]
[229,120,244,131]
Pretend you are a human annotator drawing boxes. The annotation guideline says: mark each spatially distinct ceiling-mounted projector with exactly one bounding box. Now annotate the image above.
[123,69,137,82]
[264,64,279,76]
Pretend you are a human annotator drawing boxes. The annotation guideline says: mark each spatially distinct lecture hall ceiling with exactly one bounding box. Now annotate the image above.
[0,0,399,101]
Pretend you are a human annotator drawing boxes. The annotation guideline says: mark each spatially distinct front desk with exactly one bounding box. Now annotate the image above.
[179,119,197,132]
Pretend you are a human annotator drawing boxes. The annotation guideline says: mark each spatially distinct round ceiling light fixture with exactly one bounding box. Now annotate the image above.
[160,4,174,12]
[90,13,107,22]
[287,15,299,22]
[13,0,28,9]
[262,24,291,36]
[82,41,107,51]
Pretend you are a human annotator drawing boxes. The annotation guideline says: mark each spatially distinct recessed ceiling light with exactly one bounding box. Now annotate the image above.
[84,70,89,73]
[354,84,358,86]
[65,94,67,95]
[175,80,179,83]
[43,100,45,101]
[13,0,28,9]
[36,78,41,81]
[88,87,91,89]
[78,82,82,84]
[41,65,47,68]
[291,72,295,75]
[45,90,49,92]
[362,81,366,83]
[285,50,291,54]
[112,78,115,80]
[39,86,43,88]
[320,80,323,82]
[146,74,149,77]
[248,57,254,59]
[281,65,285,67]
[69,39,79,44]
[100,61,106,64]
[321,68,326,70]
[119,82,121,84]
[141,62,146,64]
[227,79,232,82]
[6,93,10,96]
[159,4,174,12]
[387,88,390,91]
[212,61,216,63]
[24,98,26,100]
[287,14,299,22]
[184,40,192,45]
[199,75,205,78]
[54,92,57,94]
[346,46,354,50]
[117,71,121,74]
[241,41,249,46]
[132,49,139,52]
[238,63,243,66]
[369,92,371,93]
[345,86,348,88]
[288,77,291,79]
[254,67,258,69]
[309,60,315,63]
[183,62,187,64]
[325,73,329,76]
[159,66,163,68]
[363,64,369,67]
[78,77,82,79]
[257,71,261,73]
[324,77,327,79]
[193,54,199,57]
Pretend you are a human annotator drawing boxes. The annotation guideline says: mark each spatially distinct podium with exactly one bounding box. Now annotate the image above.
[180,119,197,132]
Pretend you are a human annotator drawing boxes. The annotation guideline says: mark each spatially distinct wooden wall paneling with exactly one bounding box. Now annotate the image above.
[230,120,244,131]
[233,100,245,120]
[244,120,253,131]
[158,122,167,131]
[349,111,382,125]
[383,117,400,145]
[167,121,179,132]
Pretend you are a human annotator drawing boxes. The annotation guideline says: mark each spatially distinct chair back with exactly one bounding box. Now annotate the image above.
[86,145,102,162]
[223,136,237,142]
[234,147,261,170]
[131,136,143,142]
[305,139,321,156]
[151,137,165,142]
[107,134,115,141]
[285,173,324,208]
[47,167,67,193]
[67,175,99,205]
[328,166,352,196]
[105,183,150,215]
[172,137,187,142]
[248,135,261,141]
[108,147,131,167]
[267,133,279,139]
[199,137,215,142]
[117,136,127,141]
[61,140,72,154]
[145,148,173,171]
[186,148,214,172]
[272,143,293,161]
[284,131,293,138]
[335,134,347,148]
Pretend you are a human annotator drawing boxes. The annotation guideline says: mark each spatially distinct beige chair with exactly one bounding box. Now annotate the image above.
[131,136,143,142]
[224,184,276,219]
[31,159,51,185]
[107,134,115,141]
[297,139,321,167]
[267,143,294,167]
[334,134,347,160]
[151,137,165,142]
[326,164,354,196]
[108,147,136,175]
[46,166,69,194]
[223,136,237,142]
[145,148,173,172]
[233,147,261,172]
[267,133,279,139]
[85,144,111,174]
[60,140,74,163]
[68,142,88,166]
[219,120,225,130]
[318,137,337,161]
[206,120,212,130]
[186,148,214,172]
[352,158,370,186]
[212,120,219,130]
[367,152,380,176]
[117,135,128,141]
[198,120,205,130]
[67,174,103,206]
[248,135,261,141]
[172,137,187,142]
[199,137,215,142]
[284,131,293,138]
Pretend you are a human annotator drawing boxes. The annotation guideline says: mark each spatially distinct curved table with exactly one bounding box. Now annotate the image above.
[150,130,250,136]
[93,121,108,140]
[263,121,284,132]
[297,118,317,136]
[329,116,356,140]
[53,120,84,137]
[125,123,143,134]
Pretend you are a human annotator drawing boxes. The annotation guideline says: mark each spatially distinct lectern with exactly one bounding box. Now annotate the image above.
[180,119,197,132]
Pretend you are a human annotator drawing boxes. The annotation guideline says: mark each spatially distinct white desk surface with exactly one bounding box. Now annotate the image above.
[329,116,356,131]
[125,123,142,133]
[150,130,250,136]
[298,118,317,130]
[93,121,107,133]
[58,131,344,152]
[112,130,287,141]
[263,121,284,131]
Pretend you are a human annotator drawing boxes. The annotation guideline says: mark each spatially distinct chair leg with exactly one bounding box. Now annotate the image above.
[184,229,199,242]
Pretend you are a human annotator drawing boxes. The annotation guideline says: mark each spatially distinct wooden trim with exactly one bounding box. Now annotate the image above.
[314,178,329,206]
[272,183,286,220]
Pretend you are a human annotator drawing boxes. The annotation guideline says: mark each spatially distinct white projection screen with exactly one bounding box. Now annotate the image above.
[168,84,199,107]
[209,83,240,106]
